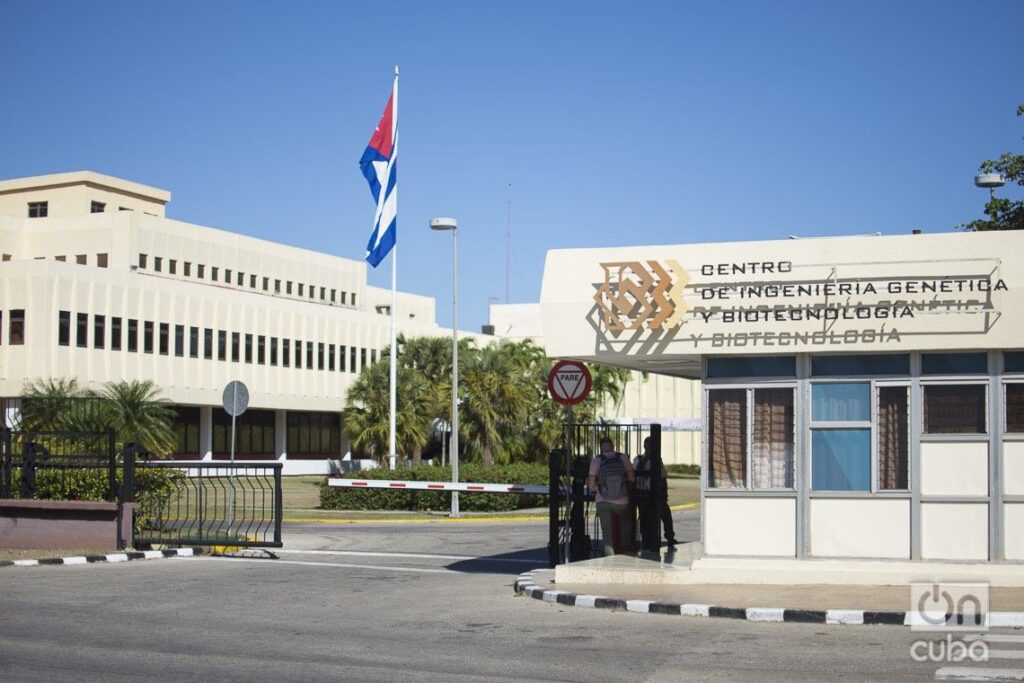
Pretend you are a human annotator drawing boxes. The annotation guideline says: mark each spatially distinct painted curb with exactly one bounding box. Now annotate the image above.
[0,547,200,568]
[512,572,1024,628]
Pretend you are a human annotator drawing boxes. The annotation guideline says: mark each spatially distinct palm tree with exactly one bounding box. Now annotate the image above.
[98,380,177,456]
[17,377,87,432]
[458,342,532,466]
[343,363,434,464]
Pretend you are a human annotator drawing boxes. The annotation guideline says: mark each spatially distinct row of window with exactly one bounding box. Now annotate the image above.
[708,370,1024,493]
[35,253,109,268]
[172,408,341,456]
[706,352,1024,378]
[26,200,146,218]
[57,310,377,372]
[138,253,356,308]
[0,310,26,345]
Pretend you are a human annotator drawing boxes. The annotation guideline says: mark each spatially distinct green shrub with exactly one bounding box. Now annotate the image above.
[319,463,550,512]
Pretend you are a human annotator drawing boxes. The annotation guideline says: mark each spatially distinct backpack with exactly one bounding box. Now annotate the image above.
[598,453,628,500]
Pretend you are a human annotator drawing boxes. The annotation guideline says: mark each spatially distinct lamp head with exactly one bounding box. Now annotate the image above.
[430,217,458,231]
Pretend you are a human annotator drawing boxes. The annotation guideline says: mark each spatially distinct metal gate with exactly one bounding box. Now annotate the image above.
[548,423,664,566]
[126,447,282,548]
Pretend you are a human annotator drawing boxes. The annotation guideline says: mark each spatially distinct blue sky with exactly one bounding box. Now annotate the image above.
[2,1,1021,333]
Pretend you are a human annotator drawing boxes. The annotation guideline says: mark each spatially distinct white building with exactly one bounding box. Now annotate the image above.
[536,230,1024,563]
[0,171,449,474]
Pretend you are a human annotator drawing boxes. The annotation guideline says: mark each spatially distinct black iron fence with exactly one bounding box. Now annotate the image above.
[130,456,282,548]
[0,429,117,501]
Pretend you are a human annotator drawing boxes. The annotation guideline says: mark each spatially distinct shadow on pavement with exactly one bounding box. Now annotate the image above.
[445,546,548,574]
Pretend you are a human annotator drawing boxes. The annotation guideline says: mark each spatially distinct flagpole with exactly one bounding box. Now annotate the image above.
[388,66,398,470]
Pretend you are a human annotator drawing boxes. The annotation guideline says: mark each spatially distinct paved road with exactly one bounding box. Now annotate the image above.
[0,513,1014,681]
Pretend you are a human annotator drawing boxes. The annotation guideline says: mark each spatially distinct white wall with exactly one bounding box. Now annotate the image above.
[810,498,910,559]
[705,497,796,557]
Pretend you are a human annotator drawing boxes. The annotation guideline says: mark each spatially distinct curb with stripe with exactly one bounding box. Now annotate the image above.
[0,547,200,568]
[513,572,1024,628]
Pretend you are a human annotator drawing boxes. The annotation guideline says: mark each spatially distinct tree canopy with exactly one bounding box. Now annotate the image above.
[962,104,1024,232]
[343,336,631,466]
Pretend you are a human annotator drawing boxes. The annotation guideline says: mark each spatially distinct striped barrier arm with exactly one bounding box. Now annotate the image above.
[327,478,551,495]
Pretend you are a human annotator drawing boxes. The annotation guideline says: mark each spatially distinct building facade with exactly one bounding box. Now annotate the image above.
[537,230,1024,563]
[0,172,451,474]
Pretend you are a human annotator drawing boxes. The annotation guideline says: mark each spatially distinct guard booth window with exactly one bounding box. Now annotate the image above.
[707,387,795,489]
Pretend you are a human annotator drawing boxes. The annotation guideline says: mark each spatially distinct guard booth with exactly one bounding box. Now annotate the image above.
[548,422,666,566]
[538,229,1024,565]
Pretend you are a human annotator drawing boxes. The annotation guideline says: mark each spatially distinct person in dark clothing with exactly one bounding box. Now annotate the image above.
[633,436,677,548]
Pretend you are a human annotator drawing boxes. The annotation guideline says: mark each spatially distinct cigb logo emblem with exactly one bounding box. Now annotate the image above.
[594,260,690,334]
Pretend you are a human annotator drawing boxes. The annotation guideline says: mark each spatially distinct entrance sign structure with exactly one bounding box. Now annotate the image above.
[547,360,592,564]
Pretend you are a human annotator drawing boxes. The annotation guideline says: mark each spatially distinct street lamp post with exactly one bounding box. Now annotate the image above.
[430,217,459,517]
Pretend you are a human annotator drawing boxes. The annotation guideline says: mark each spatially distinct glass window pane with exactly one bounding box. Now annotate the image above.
[812,383,870,422]
[877,386,909,490]
[752,388,794,489]
[707,356,796,378]
[812,429,871,491]
[924,385,986,434]
[708,389,747,488]
[922,353,987,375]
[812,354,910,376]
[1006,352,1024,374]
[1007,384,1024,433]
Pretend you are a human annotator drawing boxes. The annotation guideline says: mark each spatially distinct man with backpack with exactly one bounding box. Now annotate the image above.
[587,436,636,556]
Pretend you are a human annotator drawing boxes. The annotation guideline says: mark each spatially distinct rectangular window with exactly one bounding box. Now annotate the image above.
[91,201,105,213]
[204,328,213,359]
[184,262,191,277]
[28,201,47,218]
[75,254,87,265]
[169,259,177,275]
[297,283,303,296]
[282,339,291,367]
[306,341,314,369]
[341,291,347,305]
[811,383,870,422]
[172,407,201,456]
[59,311,71,346]
[218,330,227,361]
[94,314,105,349]
[812,429,871,491]
[318,342,325,370]
[154,257,162,272]
[225,268,232,283]
[190,326,199,358]
[211,266,219,281]
[257,335,266,365]
[231,332,240,362]
[197,264,205,279]
[812,354,910,377]
[340,345,347,372]
[237,271,244,286]
[708,389,747,488]
[286,281,293,295]
[371,349,377,364]
[144,321,154,353]
[275,279,281,294]
[9,310,24,345]
[111,317,122,350]
[331,289,337,303]
[55,255,66,262]
[96,253,108,268]
[295,340,303,368]
[360,348,367,369]
[245,334,253,363]
[128,319,139,352]
[1006,352,1024,374]
[270,337,278,366]
[1007,384,1024,433]
[320,286,326,301]
[878,386,909,489]
[138,253,148,269]
[250,274,256,288]
[351,293,356,307]
[159,323,169,355]
[707,356,796,379]
[922,353,988,375]
[77,313,88,348]
[263,277,269,291]
[924,385,986,434]
[328,344,335,371]
[174,325,184,357]
[350,346,357,372]
[752,388,794,488]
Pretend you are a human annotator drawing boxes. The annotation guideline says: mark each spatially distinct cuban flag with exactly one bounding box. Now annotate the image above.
[359,78,398,268]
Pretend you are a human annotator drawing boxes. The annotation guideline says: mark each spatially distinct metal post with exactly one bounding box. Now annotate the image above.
[229,403,237,530]
[274,464,283,546]
[548,449,562,568]
[564,405,573,564]
[649,423,663,552]
[451,227,460,518]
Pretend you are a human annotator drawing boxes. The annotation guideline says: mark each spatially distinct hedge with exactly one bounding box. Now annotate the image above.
[319,463,550,512]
